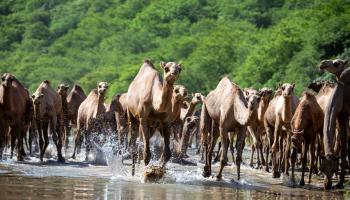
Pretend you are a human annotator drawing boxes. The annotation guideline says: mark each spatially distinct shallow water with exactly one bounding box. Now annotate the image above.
[0,136,348,200]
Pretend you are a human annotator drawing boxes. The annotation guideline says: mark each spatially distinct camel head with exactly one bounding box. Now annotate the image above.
[319,154,339,190]
[57,84,69,97]
[279,83,295,97]
[191,93,205,104]
[1,73,15,88]
[246,93,261,110]
[243,88,258,98]
[31,93,44,105]
[173,85,188,101]
[97,82,108,96]
[184,115,199,129]
[319,59,348,77]
[259,88,273,102]
[160,61,182,84]
[307,81,324,93]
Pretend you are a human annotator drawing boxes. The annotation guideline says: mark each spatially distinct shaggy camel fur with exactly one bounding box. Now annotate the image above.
[201,77,261,180]
[126,60,182,175]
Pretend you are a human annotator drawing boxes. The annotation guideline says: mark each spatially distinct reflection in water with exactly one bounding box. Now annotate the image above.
[0,135,348,200]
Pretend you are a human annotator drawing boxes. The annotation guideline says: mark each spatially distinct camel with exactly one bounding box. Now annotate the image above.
[0,73,32,161]
[126,59,182,175]
[247,88,273,167]
[63,84,86,148]
[104,94,122,132]
[175,115,199,158]
[264,83,299,177]
[71,82,108,161]
[113,93,129,148]
[57,84,70,149]
[290,91,323,185]
[319,59,350,189]
[201,77,261,180]
[32,80,65,162]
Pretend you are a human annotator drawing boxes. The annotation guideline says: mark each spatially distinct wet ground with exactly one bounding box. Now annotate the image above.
[0,137,349,200]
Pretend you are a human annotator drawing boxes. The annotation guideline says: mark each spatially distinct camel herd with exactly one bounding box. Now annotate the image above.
[0,58,349,190]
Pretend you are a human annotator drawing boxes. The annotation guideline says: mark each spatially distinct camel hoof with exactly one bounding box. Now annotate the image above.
[202,166,211,178]
[272,171,280,178]
[216,174,222,181]
[58,156,65,163]
[299,180,305,186]
[17,156,24,162]
[333,182,344,189]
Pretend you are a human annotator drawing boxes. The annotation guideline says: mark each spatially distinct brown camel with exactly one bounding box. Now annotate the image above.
[57,84,70,149]
[247,88,273,167]
[0,73,32,161]
[126,59,182,175]
[114,93,129,148]
[264,83,299,177]
[201,77,261,180]
[174,116,199,158]
[290,91,323,185]
[72,82,108,160]
[319,59,350,189]
[62,84,86,149]
[32,80,65,162]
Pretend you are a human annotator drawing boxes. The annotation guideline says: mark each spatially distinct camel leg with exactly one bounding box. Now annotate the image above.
[179,126,191,158]
[10,128,16,159]
[250,144,255,168]
[264,121,273,172]
[234,125,246,180]
[300,141,308,186]
[0,124,5,160]
[40,122,49,161]
[203,123,219,178]
[333,115,348,189]
[229,132,235,164]
[51,117,64,162]
[161,124,172,166]
[216,125,228,180]
[308,141,316,184]
[291,146,297,184]
[284,133,291,176]
[128,116,138,176]
[139,118,151,166]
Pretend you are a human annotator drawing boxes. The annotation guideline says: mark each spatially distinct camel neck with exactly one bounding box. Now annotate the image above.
[184,101,197,119]
[282,96,292,122]
[154,81,174,113]
[2,86,12,110]
[97,93,105,114]
[234,94,255,126]
[169,96,182,122]
[257,99,269,122]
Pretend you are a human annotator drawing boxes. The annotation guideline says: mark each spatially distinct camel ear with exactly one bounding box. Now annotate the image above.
[244,90,249,97]
[292,83,295,88]
[344,59,349,67]
[160,61,166,69]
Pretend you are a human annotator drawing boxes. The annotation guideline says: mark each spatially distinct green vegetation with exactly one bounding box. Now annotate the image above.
[0,0,349,99]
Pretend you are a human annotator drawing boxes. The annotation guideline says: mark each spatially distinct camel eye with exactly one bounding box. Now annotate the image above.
[164,67,170,73]
[281,86,285,90]
[174,89,179,93]
[334,62,339,67]
[178,68,182,72]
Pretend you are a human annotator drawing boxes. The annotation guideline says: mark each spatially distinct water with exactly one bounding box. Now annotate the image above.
[0,135,348,200]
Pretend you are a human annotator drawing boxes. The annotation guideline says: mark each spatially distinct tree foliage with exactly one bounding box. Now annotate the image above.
[0,0,349,100]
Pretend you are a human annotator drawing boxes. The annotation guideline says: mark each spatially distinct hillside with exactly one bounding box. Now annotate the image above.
[0,0,349,99]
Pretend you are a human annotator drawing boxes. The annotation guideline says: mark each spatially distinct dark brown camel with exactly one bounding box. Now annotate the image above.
[33,80,65,162]
[319,59,350,189]
[201,77,261,180]
[126,60,182,175]
[0,73,32,161]
[64,84,86,149]
[290,91,323,185]
[72,82,108,161]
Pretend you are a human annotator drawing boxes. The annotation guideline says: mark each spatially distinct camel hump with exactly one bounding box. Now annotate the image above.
[143,59,155,68]
[301,91,316,99]
[43,80,50,85]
